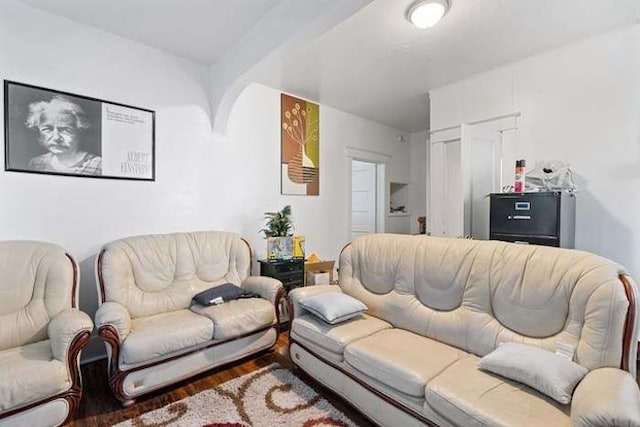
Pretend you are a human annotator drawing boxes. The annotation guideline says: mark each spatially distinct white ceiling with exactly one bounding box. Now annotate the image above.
[17,0,640,132]
[15,0,280,64]
[259,0,640,132]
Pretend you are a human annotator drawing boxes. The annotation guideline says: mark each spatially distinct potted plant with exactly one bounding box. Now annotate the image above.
[261,205,295,260]
[261,205,294,238]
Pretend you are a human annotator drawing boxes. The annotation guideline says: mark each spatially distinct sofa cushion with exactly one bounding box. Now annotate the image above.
[344,329,465,397]
[121,309,214,366]
[191,298,275,340]
[425,355,571,427]
[298,292,368,324]
[291,313,391,355]
[478,342,588,404]
[0,340,69,411]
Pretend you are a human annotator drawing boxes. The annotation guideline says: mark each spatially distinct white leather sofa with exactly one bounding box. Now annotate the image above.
[288,234,640,427]
[94,231,284,406]
[0,241,94,427]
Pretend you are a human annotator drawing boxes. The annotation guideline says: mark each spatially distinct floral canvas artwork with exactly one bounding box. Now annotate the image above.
[281,94,319,195]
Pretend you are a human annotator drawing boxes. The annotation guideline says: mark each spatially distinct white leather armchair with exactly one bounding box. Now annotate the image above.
[0,241,93,427]
[95,231,284,406]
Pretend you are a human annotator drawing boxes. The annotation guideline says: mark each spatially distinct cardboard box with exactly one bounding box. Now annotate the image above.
[308,271,331,286]
[304,260,335,286]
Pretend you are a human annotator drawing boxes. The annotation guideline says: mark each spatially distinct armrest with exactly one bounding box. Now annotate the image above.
[48,309,94,362]
[288,285,342,319]
[571,368,640,427]
[95,301,131,343]
[241,276,284,306]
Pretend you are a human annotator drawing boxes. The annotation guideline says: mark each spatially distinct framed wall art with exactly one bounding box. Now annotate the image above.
[4,80,155,180]
[281,93,319,195]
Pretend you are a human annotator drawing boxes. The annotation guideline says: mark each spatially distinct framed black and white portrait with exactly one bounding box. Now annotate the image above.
[4,80,155,180]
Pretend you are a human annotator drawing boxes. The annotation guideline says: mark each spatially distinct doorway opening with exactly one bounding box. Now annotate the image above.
[347,157,387,241]
[351,160,377,239]
[346,148,389,240]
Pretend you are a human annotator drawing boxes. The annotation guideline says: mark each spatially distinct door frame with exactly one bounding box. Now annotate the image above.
[345,147,389,239]
[428,112,520,236]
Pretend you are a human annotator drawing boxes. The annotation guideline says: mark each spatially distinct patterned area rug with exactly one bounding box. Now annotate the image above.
[114,364,357,427]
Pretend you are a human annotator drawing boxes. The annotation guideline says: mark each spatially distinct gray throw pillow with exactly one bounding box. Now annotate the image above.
[478,342,588,404]
[299,292,367,324]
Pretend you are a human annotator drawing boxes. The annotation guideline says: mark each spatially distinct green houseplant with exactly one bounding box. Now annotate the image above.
[261,205,295,260]
[261,205,294,238]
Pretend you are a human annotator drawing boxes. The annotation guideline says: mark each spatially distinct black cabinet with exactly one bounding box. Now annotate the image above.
[489,192,575,248]
[258,259,304,293]
[259,259,304,326]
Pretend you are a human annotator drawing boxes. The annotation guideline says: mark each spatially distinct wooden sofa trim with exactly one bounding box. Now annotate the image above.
[65,252,79,308]
[290,337,437,427]
[338,242,351,258]
[99,323,280,406]
[274,287,285,328]
[240,237,253,271]
[619,274,637,371]
[97,249,107,304]
[0,330,91,424]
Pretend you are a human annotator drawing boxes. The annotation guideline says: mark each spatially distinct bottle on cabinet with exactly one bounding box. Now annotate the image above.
[514,159,526,193]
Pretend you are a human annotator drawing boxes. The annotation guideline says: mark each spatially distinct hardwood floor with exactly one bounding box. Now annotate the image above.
[69,333,374,426]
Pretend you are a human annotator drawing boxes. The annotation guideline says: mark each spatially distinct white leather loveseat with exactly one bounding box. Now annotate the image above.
[288,234,640,426]
[0,241,94,427]
[94,231,283,406]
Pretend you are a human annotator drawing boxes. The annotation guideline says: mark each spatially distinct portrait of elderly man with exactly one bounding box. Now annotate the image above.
[24,95,102,175]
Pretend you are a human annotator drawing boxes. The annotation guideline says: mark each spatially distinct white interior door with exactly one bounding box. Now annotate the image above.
[430,124,501,239]
[351,160,377,239]
[430,140,463,237]
[461,124,501,239]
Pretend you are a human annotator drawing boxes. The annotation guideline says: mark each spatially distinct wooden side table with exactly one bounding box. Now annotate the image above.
[258,258,304,293]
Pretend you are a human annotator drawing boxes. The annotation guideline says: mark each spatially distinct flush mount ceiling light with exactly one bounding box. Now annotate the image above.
[406,0,450,28]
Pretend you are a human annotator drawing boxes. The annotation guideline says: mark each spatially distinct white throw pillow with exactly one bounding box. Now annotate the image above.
[478,342,588,404]
[298,292,367,324]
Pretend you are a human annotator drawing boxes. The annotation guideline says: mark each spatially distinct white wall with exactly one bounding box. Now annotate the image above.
[223,83,411,260]
[409,131,428,234]
[0,1,411,360]
[429,24,640,277]
[0,1,215,360]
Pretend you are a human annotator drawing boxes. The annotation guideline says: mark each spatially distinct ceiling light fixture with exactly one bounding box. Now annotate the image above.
[406,0,450,29]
